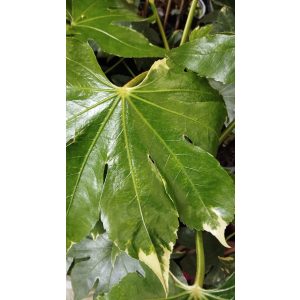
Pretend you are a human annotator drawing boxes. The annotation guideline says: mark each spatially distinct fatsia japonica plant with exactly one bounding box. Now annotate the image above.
[66,0,235,299]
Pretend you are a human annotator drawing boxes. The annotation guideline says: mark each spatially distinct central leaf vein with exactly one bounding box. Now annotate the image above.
[130,93,218,137]
[121,98,152,244]
[127,99,214,223]
[67,98,120,216]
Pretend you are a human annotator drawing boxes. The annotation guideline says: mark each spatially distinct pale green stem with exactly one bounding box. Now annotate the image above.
[124,71,148,88]
[180,0,198,45]
[149,0,170,50]
[194,231,205,287]
[219,120,235,145]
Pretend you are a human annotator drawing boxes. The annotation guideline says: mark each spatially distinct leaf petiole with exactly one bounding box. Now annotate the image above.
[180,0,199,45]
[149,0,170,50]
[219,120,235,145]
[124,71,148,87]
[194,230,205,288]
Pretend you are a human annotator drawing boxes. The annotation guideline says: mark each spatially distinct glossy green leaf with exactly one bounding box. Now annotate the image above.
[169,35,235,84]
[209,79,235,123]
[68,233,144,300]
[66,38,234,291]
[67,0,165,57]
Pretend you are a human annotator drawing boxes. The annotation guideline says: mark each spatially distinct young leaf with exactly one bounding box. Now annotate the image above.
[66,39,234,291]
[168,35,235,84]
[67,0,165,58]
[68,233,144,300]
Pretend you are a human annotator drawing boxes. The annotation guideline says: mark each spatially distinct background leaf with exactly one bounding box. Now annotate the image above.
[97,263,187,300]
[68,233,144,300]
[209,79,235,123]
[67,0,165,57]
[98,263,234,300]
[169,34,235,84]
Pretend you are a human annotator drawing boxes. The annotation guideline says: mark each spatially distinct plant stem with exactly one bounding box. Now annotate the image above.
[104,58,125,74]
[124,71,148,88]
[175,0,185,30]
[194,231,205,287]
[164,0,172,29]
[143,0,149,17]
[149,0,170,50]
[180,0,198,45]
[219,120,235,145]
[123,60,136,77]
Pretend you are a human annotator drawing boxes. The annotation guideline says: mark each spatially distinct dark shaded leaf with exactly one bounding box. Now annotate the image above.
[68,233,144,300]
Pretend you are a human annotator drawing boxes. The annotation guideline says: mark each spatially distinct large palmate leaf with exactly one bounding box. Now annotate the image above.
[66,38,234,291]
[68,233,144,300]
[169,35,235,84]
[67,0,165,57]
[98,264,235,300]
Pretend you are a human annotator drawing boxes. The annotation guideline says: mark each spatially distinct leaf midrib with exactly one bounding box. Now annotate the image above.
[74,24,155,53]
[130,93,219,138]
[66,56,113,88]
[67,93,116,124]
[121,98,153,244]
[127,98,214,223]
[66,98,120,217]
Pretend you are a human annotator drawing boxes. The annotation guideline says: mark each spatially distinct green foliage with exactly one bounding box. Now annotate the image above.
[169,35,235,84]
[98,264,234,300]
[67,0,165,57]
[68,234,143,300]
[66,1,235,299]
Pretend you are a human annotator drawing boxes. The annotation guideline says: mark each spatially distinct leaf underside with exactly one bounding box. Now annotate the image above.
[66,38,234,290]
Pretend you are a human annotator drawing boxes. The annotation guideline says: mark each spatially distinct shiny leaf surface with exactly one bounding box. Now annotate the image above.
[169,35,235,84]
[66,38,234,290]
[68,233,144,300]
[67,0,165,57]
